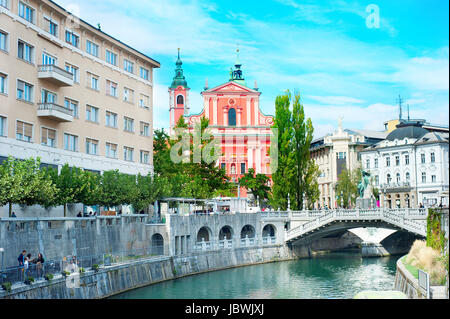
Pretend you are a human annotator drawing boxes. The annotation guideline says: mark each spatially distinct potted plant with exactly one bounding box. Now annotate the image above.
[44,273,54,281]
[1,282,12,292]
[79,267,85,274]
[92,264,99,272]
[61,270,70,278]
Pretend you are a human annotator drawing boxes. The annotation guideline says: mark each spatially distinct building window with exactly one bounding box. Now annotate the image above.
[124,59,134,73]
[124,146,134,161]
[140,122,150,136]
[0,72,7,94]
[228,108,236,126]
[87,72,99,91]
[1,0,9,9]
[86,105,99,123]
[124,87,134,103]
[41,127,56,147]
[65,30,79,48]
[41,89,57,103]
[65,63,79,83]
[140,150,150,164]
[385,156,390,167]
[431,175,436,183]
[64,133,78,152]
[140,67,149,80]
[0,30,8,52]
[374,158,378,168]
[430,152,435,163]
[86,40,99,57]
[18,40,34,63]
[375,175,379,186]
[17,80,33,102]
[139,94,150,109]
[421,172,426,183]
[64,98,78,118]
[366,159,370,169]
[18,1,35,24]
[16,120,32,142]
[337,152,346,159]
[405,154,409,165]
[421,153,425,164]
[106,142,117,159]
[42,52,57,65]
[386,174,391,184]
[106,50,117,66]
[406,172,410,183]
[124,117,134,132]
[105,111,117,128]
[221,163,226,171]
[44,17,58,37]
[395,156,400,166]
[106,80,118,97]
[176,95,184,105]
[86,138,98,155]
[0,116,7,136]
[241,163,246,174]
[396,173,401,183]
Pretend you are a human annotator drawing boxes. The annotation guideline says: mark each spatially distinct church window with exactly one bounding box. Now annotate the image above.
[177,95,184,105]
[228,108,236,126]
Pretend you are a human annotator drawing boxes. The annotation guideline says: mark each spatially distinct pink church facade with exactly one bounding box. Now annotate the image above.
[169,50,274,198]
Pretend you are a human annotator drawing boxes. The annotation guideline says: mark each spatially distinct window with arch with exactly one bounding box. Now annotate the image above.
[396,173,400,183]
[176,94,184,105]
[387,174,391,184]
[405,172,410,183]
[228,108,236,126]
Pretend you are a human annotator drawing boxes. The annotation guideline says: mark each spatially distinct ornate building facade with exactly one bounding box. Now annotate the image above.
[168,50,274,197]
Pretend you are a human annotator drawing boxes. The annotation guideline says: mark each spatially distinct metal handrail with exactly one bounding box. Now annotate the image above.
[38,64,74,80]
[38,102,74,116]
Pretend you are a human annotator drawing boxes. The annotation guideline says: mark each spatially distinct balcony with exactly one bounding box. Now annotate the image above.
[38,65,74,87]
[37,102,73,122]
[380,182,412,193]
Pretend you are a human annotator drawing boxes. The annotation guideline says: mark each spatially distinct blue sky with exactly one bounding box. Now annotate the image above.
[54,0,449,137]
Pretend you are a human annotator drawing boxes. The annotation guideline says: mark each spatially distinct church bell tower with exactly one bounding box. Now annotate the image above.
[169,48,190,135]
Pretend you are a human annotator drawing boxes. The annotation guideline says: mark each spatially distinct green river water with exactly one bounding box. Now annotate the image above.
[110,252,400,299]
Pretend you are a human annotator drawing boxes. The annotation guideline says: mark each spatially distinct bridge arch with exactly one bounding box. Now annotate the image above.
[151,233,164,255]
[219,225,233,240]
[240,224,255,238]
[262,224,276,237]
[197,226,212,242]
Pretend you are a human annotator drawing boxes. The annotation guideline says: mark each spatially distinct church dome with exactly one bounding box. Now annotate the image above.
[386,123,429,141]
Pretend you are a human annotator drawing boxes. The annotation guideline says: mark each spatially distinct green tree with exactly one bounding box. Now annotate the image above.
[271,91,319,210]
[239,168,271,207]
[335,168,361,208]
[0,157,56,216]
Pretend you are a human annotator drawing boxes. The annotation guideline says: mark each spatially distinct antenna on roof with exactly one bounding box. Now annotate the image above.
[407,104,410,121]
[396,94,404,121]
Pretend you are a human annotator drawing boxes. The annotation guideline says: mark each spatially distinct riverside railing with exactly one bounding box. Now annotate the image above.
[0,246,165,287]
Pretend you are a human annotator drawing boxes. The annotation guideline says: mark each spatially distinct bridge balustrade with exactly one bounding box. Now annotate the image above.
[218,239,233,249]
[262,236,276,245]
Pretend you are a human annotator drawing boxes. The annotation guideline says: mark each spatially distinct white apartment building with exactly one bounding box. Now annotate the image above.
[360,123,449,208]
[310,120,387,208]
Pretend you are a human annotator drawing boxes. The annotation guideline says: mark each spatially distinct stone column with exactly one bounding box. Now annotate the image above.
[204,98,209,120]
[248,146,253,170]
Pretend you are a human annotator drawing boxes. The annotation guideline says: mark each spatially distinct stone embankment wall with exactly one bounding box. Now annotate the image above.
[0,245,292,299]
[0,216,168,269]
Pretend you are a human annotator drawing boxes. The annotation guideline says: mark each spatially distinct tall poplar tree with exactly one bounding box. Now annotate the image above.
[271,91,320,210]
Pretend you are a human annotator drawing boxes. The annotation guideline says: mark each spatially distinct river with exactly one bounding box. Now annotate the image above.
[110,252,400,299]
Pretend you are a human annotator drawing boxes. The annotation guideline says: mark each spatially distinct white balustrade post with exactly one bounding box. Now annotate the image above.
[202,238,206,251]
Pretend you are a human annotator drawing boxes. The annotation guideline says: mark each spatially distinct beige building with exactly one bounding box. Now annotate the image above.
[0,0,159,177]
[310,120,387,209]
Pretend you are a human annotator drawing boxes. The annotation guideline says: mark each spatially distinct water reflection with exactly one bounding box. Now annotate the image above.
[110,253,400,299]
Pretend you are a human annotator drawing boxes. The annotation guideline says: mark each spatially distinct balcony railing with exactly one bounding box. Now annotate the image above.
[37,102,73,122]
[380,182,411,189]
[38,64,74,86]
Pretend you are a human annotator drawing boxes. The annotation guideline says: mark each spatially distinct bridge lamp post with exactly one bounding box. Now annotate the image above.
[340,191,344,208]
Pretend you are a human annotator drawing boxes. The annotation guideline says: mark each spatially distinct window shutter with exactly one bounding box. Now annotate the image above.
[24,122,33,138]
[16,121,24,135]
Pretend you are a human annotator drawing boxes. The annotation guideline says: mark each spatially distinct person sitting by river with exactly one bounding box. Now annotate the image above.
[77,212,82,217]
